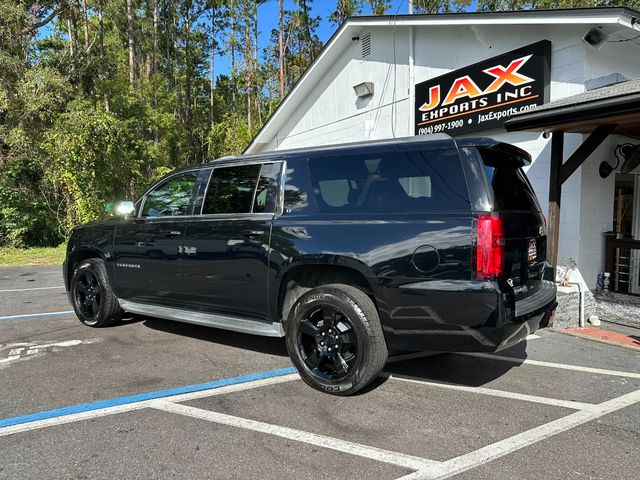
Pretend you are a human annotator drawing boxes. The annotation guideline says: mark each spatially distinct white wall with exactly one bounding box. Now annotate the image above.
[267,28,410,151]
[264,21,640,289]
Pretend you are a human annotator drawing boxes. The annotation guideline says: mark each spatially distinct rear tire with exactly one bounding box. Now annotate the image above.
[285,284,388,396]
[70,258,122,327]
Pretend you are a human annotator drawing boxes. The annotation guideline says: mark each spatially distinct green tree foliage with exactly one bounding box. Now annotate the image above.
[330,0,363,26]
[1,0,637,246]
[0,0,322,246]
[477,1,640,10]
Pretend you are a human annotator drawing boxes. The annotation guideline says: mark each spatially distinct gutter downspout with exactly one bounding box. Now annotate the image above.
[408,25,415,136]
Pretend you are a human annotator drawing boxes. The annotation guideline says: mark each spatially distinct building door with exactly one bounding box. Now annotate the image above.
[631,175,640,294]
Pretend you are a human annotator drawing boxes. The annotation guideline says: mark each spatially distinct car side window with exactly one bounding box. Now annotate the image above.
[308,149,470,213]
[253,163,280,213]
[202,164,261,214]
[141,171,199,217]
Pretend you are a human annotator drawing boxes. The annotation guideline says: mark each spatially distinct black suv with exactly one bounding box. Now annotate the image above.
[64,135,556,395]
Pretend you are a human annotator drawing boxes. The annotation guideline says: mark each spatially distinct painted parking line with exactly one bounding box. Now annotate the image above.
[462,352,640,379]
[0,311,74,322]
[397,388,640,480]
[0,285,65,293]
[155,400,441,472]
[386,373,599,412]
[0,367,297,431]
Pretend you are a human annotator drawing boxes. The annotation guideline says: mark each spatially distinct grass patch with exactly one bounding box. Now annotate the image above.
[0,244,66,267]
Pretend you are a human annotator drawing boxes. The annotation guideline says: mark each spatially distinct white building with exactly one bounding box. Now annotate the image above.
[247,7,640,291]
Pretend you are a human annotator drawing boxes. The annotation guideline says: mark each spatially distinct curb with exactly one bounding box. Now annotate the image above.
[549,327,640,353]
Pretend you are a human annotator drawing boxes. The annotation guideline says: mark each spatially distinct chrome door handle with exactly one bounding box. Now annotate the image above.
[241,230,265,238]
[165,230,182,237]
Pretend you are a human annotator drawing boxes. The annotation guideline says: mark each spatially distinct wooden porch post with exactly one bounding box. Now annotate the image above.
[548,131,564,276]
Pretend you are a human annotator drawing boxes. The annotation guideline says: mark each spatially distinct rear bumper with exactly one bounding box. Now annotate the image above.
[378,279,556,353]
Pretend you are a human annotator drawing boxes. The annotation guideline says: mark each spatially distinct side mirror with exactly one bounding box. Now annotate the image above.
[115,201,135,217]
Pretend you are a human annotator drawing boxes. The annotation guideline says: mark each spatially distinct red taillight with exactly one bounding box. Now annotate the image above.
[476,215,505,279]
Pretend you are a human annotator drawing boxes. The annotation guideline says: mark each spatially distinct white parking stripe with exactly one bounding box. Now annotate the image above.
[387,373,599,412]
[0,285,65,293]
[396,388,640,480]
[0,374,299,438]
[0,311,74,321]
[154,400,441,472]
[461,352,640,379]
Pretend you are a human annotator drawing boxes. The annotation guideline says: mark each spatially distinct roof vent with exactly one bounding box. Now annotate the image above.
[361,32,371,58]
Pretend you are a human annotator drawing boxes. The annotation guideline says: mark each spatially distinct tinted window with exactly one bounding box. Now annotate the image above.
[202,164,260,214]
[308,149,469,212]
[283,159,312,212]
[141,171,199,217]
[253,163,280,213]
[484,166,541,212]
[478,148,541,212]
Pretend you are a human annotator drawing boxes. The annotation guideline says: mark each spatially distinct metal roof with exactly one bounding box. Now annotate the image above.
[246,7,640,154]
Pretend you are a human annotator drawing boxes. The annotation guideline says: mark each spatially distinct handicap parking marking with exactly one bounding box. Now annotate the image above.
[0,338,103,368]
[0,367,297,433]
[0,310,75,322]
[462,352,640,379]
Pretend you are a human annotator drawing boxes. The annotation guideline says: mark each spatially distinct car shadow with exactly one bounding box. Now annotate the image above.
[116,314,528,391]
[384,340,528,388]
[140,316,290,357]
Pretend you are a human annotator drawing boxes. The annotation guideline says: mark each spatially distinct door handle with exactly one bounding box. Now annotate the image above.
[165,230,182,237]
[241,229,265,238]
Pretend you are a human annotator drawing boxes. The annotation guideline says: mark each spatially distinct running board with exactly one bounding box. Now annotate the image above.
[118,299,285,337]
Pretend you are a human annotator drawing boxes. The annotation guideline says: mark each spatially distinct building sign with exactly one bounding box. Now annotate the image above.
[415,40,551,136]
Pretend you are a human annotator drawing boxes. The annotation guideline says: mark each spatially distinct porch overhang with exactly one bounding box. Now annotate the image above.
[505,78,640,275]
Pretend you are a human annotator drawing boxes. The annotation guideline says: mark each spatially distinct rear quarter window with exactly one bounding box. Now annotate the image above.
[308,149,470,213]
[477,148,541,213]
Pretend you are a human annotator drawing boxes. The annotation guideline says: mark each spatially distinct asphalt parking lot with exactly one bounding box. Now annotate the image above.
[1,266,639,479]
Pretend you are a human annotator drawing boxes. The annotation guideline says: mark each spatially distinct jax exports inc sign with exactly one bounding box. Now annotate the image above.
[415,40,551,136]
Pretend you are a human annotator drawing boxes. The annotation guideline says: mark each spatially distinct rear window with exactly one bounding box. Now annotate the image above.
[479,149,541,212]
[308,149,469,213]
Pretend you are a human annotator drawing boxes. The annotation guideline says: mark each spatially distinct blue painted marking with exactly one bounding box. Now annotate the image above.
[0,311,74,322]
[0,367,297,429]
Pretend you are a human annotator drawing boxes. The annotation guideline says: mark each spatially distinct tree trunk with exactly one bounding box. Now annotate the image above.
[67,18,74,57]
[210,5,216,128]
[230,0,236,107]
[98,6,104,57]
[98,5,109,112]
[244,2,252,132]
[254,6,262,125]
[279,0,285,99]
[127,0,136,85]
[81,0,89,50]
[152,0,158,77]
[185,4,193,148]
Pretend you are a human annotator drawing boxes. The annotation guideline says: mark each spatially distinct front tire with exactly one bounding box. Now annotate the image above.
[70,258,122,327]
[285,284,388,396]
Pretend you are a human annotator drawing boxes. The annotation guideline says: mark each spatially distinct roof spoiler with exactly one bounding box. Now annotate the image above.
[456,137,532,166]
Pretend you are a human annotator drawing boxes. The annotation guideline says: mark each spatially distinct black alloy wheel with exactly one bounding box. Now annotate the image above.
[298,305,359,381]
[286,283,388,395]
[70,258,122,327]
[74,270,102,320]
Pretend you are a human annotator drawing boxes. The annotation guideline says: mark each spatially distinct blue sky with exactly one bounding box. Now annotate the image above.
[214,0,413,78]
